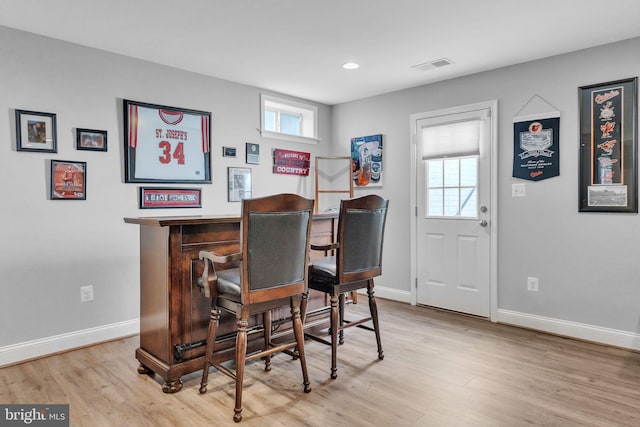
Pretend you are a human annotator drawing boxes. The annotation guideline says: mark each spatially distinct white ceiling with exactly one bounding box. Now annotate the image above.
[2,0,640,105]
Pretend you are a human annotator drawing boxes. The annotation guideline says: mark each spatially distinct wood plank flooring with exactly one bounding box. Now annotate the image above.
[2,299,640,426]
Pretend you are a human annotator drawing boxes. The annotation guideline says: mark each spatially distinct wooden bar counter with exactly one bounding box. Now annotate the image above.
[124,213,336,393]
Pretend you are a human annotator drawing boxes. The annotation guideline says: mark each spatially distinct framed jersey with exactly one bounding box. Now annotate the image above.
[123,99,212,183]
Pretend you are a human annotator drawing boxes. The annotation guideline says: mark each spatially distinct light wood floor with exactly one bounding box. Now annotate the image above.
[2,299,640,426]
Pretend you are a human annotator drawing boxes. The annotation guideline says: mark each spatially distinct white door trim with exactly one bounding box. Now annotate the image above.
[409,100,499,322]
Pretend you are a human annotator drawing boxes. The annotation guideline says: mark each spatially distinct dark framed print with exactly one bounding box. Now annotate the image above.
[246,143,259,164]
[139,187,202,209]
[123,99,212,183]
[227,167,252,202]
[579,77,638,212]
[76,128,107,151]
[16,109,57,153]
[51,160,86,200]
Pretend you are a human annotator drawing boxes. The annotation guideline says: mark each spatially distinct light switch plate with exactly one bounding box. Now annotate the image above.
[512,183,526,197]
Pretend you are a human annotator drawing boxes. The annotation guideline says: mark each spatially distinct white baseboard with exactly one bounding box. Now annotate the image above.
[0,319,140,368]
[497,309,640,351]
[358,285,412,304]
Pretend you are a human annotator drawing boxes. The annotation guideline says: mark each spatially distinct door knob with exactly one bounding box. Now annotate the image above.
[479,220,488,227]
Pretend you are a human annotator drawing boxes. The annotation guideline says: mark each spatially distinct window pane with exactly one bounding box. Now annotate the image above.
[460,187,477,217]
[427,160,443,187]
[460,157,477,187]
[444,188,459,216]
[264,110,276,132]
[428,189,443,216]
[443,159,459,187]
[280,112,301,135]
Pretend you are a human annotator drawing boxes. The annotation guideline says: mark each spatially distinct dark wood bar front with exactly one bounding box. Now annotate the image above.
[124,214,336,393]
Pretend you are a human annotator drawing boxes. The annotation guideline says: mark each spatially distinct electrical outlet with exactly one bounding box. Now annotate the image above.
[80,285,94,302]
[527,277,539,292]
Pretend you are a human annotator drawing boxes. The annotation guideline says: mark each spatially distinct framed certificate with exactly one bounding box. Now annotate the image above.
[123,99,212,183]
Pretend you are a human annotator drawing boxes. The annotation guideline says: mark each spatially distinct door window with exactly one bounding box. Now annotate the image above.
[426,156,478,218]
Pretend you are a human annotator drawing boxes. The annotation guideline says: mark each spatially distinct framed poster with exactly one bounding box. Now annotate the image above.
[579,77,637,212]
[139,187,201,209]
[76,128,107,151]
[51,160,86,200]
[228,167,252,202]
[123,99,211,183]
[16,110,57,153]
[351,134,383,187]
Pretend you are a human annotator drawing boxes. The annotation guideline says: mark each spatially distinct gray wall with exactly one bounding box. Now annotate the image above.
[0,27,331,351]
[332,37,640,340]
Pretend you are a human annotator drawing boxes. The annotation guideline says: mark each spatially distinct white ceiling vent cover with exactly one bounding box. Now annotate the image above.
[411,58,454,71]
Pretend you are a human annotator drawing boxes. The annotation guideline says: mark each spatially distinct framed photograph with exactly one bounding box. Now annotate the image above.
[16,109,57,153]
[228,167,252,202]
[139,187,202,209]
[123,99,212,183]
[579,77,638,213]
[76,128,107,151]
[51,160,86,200]
[246,143,260,164]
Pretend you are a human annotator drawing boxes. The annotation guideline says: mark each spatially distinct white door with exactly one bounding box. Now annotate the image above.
[411,102,496,317]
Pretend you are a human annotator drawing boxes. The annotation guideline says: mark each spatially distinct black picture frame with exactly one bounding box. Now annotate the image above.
[50,160,86,200]
[16,109,57,153]
[579,77,638,213]
[123,99,212,183]
[76,128,108,152]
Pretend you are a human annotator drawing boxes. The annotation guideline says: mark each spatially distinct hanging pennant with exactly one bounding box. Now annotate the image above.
[512,95,561,181]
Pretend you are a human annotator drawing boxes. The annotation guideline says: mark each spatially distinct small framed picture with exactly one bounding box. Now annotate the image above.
[228,167,252,202]
[51,160,86,200]
[16,109,57,153]
[76,128,108,151]
[246,143,260,164]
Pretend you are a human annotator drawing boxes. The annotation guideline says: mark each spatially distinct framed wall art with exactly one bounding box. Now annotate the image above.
[50,160,86,200]
[351,134,383,187]
[579,77,638,213]
[76,128,107,151]
[139,187,202,209]
[227,167,252,202]
[16,109,57,153]
[123,99,212,183]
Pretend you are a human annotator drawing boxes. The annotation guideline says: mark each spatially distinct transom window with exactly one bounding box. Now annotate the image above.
[426,156,478,218]
[260,94,319,143]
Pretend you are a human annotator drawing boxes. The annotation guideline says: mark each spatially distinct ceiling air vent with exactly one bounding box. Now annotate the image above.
[411,58,454,71]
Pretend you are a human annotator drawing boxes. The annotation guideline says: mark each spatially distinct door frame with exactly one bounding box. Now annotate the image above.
[409,100,499,322]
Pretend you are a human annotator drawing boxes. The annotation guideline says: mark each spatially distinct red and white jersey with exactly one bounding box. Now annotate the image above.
[128,104,210,180]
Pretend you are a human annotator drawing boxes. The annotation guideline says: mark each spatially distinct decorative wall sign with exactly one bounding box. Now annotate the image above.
[351,134,383,187]
[579,77,637,213]
[76,128,107,151]
[228,167,252,202]
[246,143,260,164]
[51,160,86,200]
[123,99,211,183]
[272,149,310,176]
[512,117,560,181]
[16,110,57,153]
[139,187,201,209]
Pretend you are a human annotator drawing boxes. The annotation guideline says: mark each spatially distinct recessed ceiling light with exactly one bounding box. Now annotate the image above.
[342,62,360,70]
